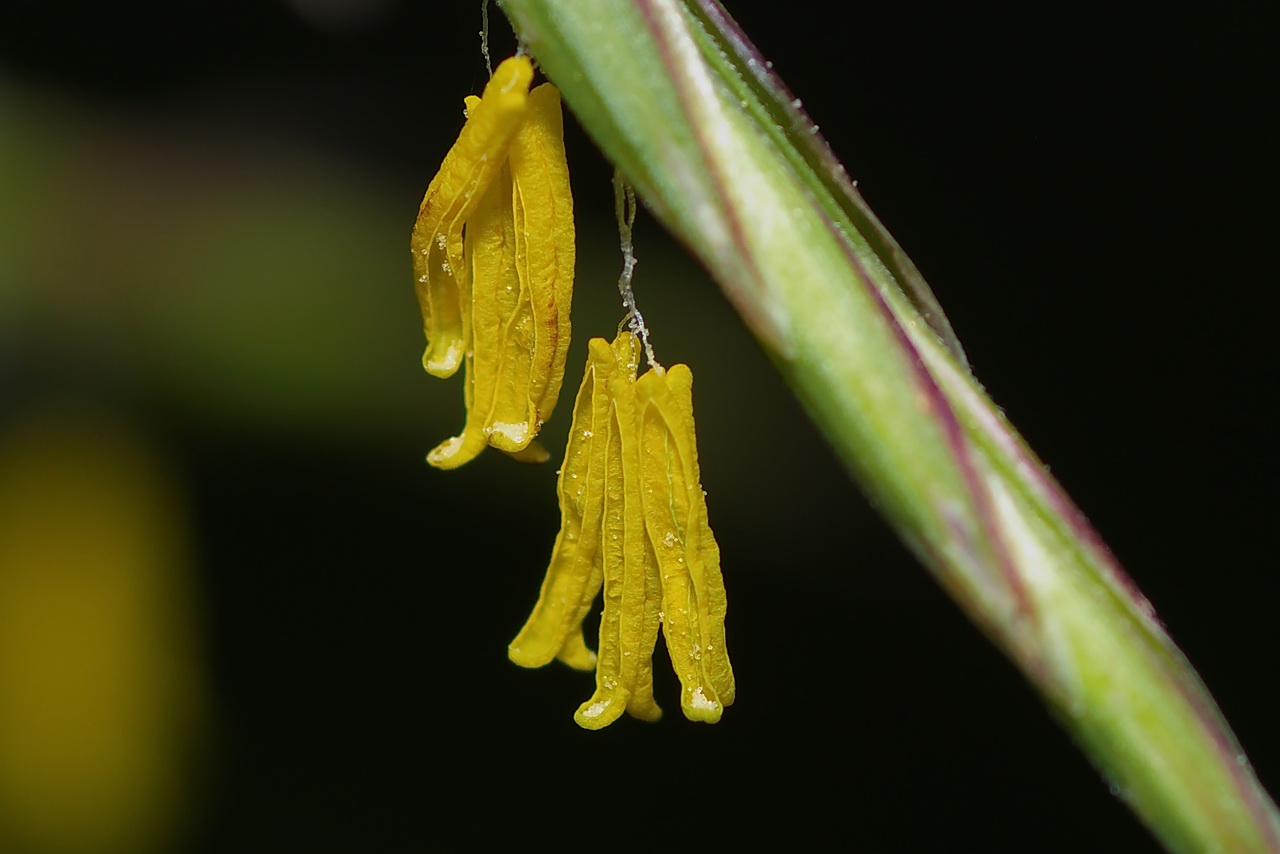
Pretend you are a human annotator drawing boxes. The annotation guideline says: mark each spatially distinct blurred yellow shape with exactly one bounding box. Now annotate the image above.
[0,405,205,854]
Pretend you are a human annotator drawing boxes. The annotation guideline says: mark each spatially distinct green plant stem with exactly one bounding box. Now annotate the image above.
[496,0,1280,849]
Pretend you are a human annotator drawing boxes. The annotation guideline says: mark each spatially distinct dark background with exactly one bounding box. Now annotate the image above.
[1,0,1276,850]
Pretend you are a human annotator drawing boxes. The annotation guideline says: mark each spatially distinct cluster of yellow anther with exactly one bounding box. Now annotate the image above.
[509,332,734,729]
[411,56,574,469]
[413,56,732,729]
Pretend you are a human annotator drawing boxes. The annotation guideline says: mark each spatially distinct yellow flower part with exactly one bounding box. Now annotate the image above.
[509,332,733,729]
[636,362,735,722]
[507,335,636,672]
[508,82,575,442]
[412,55,576,469]
[411,56,531,380]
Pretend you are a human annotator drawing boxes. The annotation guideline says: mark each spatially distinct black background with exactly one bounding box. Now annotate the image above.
[1,0,1276,850]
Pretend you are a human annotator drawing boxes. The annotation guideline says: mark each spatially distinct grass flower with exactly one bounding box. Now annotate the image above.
[509,331,733,729]
[411,55,574,469]
[412,50,730,729]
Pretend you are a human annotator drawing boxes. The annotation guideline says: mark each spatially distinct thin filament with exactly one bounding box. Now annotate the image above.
[480,0,493,76]
[613,169,659,370]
